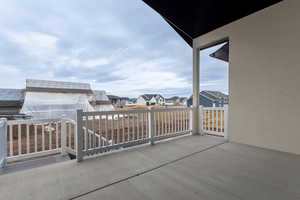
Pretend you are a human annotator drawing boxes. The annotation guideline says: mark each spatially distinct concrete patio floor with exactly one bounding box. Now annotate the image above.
[0,135,299,200]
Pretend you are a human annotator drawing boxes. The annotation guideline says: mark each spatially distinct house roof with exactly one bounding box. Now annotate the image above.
[0,89,24,107]
[26,79,92,93]
[0,89,24,101]
[92,90,109,101]
[188,91,229,103]
[210,42,229,62]
[166,96,180,101]
[142,0,282,47]
[107,95,121,100]
[202,91,228,101]
[140,94,164,101]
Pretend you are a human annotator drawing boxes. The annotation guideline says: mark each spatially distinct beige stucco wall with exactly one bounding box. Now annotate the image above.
[194,0,300,154]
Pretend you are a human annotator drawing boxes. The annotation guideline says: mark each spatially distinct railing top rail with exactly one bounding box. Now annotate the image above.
[82,107,193,116]
[82,109,150,116]
[151,107,193,112]
[7,118,73,125]
[202,107,225,111]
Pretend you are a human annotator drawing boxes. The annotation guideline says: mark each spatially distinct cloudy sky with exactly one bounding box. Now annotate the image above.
[0,0,228,97]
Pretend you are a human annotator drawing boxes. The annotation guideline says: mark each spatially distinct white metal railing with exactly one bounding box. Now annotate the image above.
[201,105,228,137]
[0,118,7,167]
[2,118,76,163]
[0,106,227,166]
[76,107,193,161]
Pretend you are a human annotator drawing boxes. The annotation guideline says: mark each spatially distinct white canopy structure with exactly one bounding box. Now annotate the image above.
[21,91,94,120]
[20,79,113,120]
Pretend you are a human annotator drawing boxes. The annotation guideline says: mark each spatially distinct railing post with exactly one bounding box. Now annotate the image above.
[199,106,205,135]
[192,47,200,135]
[0,118,7,168]
[224,105,229,140]
[61,121,67,156]
[76,109,84,162]
[148,108,155,145]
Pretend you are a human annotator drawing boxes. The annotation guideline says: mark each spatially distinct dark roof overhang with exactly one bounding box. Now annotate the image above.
[142,0,282,47]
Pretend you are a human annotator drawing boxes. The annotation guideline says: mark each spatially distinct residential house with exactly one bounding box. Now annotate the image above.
[107,95,121,106]
[0,89,25,118]
[165,96,187,106]
[165,96,180,105]
[187,91,229,107]
[90,90,114,111]
[136,94,165,106]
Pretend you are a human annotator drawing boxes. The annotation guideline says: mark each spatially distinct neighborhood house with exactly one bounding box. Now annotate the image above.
[187,90,229,107]
[136,94,165,106]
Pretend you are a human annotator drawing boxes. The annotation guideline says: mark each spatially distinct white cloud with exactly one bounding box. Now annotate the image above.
[6,31,58,59]
[91,58,190,97]
[82,58,110,68]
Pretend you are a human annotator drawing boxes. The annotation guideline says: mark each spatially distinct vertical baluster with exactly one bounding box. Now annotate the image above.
[222,110,225,132]
[141,112,144,139]
[42,124,45,151]
[92,115,96,148]
[206,110,209,130]
[170,111,172,133]
[132,113,135,140]
[203,110,206,130]
[26,124,30,153]
[49,123,52,150]
[165,111,168,134]
[166,111,170,133]
[111,114,114,144]
[18,124,22,155]
[207,110,210,130]
[98,115,101,148]
[66,122,72,148]
[175,111,177,132]
[105,114,108,146]
[156,112,160,136]
[9,125,13,156]
[34,125,37,152]
[84,114,88,151]
[173,111,176,133]
[208,110,210,130]
[127,113,130,142]
[207,110,209,130]
[216,110,219,132]
[117,114,120,144]
[211,110,215,131]
[211,110,213,131]
[174,111,176,133]
[56,123,59,149]
[137,113,140,139]
[182,111,184,131]
[122,113,125,143]
[214,110,217,131]
[186,110,188,131]
[220,109,223,132]
[164,111,167,134]
[169,111,171,133]
[179,110,182,132]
